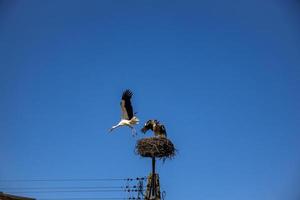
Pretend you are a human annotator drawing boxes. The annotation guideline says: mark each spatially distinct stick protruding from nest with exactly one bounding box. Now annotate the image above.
[136,137,176,159]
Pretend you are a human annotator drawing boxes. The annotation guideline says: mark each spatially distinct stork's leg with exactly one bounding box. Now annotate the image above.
[128,125,137,137]
[132,127,137,137]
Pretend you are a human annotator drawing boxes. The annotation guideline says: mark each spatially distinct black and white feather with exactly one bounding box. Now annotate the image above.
[141,119,167,138]
[109,89,139,136]
[121,89,134,120]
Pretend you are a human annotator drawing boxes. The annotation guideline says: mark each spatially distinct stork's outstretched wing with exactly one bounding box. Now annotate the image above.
[160,124,167,137]
[120,89,133,120]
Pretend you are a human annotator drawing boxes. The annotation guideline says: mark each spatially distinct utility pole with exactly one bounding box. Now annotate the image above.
[144,157,161,200]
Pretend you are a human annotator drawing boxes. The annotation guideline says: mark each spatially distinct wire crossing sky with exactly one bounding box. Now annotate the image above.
[0,1,300,200]
[0,177,144,199]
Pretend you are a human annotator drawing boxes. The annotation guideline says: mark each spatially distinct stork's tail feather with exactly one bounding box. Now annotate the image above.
[130,116,139,125]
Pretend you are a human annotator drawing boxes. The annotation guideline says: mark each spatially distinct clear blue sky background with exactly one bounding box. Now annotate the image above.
[0,0,300,200]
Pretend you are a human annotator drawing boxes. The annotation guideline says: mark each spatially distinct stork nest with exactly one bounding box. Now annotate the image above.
[135,137,176,159]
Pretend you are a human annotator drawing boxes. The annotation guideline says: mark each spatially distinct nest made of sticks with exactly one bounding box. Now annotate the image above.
[135,137,176,159]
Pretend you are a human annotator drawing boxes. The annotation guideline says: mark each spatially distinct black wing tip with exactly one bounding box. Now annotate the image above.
[122,89,133,99]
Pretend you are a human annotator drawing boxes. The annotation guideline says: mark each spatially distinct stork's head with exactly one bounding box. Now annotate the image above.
[141,119,157,133]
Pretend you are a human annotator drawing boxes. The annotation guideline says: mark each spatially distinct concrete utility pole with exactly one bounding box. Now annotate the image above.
[144,157,161,200]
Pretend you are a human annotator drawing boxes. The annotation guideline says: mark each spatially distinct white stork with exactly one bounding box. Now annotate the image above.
[109,89,139,136]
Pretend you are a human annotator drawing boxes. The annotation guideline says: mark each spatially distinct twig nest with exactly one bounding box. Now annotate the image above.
[136,137,176,159]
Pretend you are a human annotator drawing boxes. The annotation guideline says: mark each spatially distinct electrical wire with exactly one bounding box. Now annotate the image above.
[6,189,144,193]
[38,198,125,200]
[0,177,147,200]
[0,178,127,182]
[0,186,145,190]
[0,177,146,182]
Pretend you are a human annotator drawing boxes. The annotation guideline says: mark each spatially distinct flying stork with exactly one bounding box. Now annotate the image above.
[109,89,139,136]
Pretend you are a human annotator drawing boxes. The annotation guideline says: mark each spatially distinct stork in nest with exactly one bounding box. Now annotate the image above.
[109,89,139,136]
[141,120,167,138]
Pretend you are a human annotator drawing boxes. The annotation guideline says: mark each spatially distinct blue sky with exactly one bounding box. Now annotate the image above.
[0,0,300,200]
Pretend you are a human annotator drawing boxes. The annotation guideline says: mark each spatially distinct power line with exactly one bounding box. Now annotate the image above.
[0,177,146,183]
[0,186,144,190]
[0,184,146,190]
[0,178,122,182]
[38,198,125,200]
[0,177,147,200]
[7,189,144,193]
[1,189,145,193]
